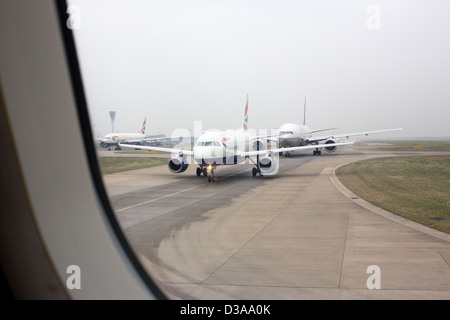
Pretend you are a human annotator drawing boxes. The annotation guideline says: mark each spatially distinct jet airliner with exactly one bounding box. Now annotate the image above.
[278,97,403,156]
[97,117,170,150]
[120,97,354,182]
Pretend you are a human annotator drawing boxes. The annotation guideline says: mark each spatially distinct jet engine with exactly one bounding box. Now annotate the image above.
[168,156,189,173]
[258,155,278,175]
[251,139,266,151]
[99,141,108,149]
[324,139,337,153]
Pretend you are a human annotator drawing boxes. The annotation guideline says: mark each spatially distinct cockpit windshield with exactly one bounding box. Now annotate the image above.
[196,141,222,147]
[279,131,294,135]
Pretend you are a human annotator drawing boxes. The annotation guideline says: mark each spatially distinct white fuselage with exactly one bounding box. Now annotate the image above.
[278,123,312,147]
[101,133,146,145]
[191,129,258,166]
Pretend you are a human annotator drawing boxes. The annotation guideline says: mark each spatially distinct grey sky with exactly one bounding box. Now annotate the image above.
[69,0,450,139]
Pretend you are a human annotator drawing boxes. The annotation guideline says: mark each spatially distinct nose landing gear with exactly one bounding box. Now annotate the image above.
[207,165,216,183]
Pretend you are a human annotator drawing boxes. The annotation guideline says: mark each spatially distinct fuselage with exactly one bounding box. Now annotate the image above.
[101,133,146,145]
[278,123,312,147]
[191,129,258,166]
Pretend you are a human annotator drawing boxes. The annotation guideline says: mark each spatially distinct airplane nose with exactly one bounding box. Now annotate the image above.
[202,147,215,158]
[200,147,224,161]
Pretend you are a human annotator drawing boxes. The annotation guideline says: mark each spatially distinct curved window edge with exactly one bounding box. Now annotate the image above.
[54,0,167,300]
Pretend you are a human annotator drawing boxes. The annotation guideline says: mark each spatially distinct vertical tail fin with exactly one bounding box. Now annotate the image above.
[242,94,249,131]
[303,96,306,126]
[140,117,146,135]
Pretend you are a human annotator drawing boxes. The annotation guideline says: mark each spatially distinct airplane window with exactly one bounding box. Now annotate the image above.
[64,0,337,300]
[58,0,450,302]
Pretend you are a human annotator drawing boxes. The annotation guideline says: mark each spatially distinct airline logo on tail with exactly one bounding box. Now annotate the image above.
[140,118,146,135]
[242,95,249,131]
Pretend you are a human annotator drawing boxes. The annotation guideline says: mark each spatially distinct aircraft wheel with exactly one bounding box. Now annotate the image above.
[252,167,257,177]
[196,167,201,176]
[208,176,211,182]
[203,168,208,176]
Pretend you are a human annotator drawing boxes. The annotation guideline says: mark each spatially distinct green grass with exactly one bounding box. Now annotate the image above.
[336,155,450,234]
[98,157,168,175]
[356,140,450,152]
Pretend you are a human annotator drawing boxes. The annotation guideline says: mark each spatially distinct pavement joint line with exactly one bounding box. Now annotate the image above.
[439,251,450,268]
[115,168,251,213]
[194,163,319,292]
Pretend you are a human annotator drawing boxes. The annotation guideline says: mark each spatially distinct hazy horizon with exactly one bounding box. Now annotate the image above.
[69,0,450,140]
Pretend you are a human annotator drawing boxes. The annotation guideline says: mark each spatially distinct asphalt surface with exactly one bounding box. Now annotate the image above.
[102,148,450,299]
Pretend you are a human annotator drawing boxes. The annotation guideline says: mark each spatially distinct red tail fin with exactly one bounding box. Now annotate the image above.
[242,94,248,131]
[140,118,146,135]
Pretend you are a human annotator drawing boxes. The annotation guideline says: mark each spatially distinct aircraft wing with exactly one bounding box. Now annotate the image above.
[143,137,168,141]
[253,134,280,144]
[311,127,339,134]
[308,128,403,143]
[120,139,144,144]
[143,136,182,141]
[119,143,195,156]
[240,141,356,157]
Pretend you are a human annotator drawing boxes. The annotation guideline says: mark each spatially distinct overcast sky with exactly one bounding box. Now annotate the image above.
[68,0,450,139]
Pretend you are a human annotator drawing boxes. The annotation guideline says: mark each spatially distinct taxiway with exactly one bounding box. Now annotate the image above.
[103,147,450,299]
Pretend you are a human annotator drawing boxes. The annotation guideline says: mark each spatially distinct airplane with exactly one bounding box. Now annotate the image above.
[278,97,403,157]
[120,96,355,182]
[97,117,170,150]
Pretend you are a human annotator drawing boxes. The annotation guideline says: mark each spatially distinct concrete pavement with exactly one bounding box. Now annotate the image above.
[103,148,450,299]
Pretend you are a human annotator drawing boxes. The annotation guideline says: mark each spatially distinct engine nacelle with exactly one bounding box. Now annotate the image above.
[258,156,278,175]
[168,156,189,173]
[251,139,266,151]
[324,139,337,153]
[99,141,108,149]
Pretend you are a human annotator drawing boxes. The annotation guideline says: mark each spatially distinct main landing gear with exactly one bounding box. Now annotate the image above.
[196,166,208,177]
[313,148,321,156]
[251,154,263,177]
[252,167,262,177]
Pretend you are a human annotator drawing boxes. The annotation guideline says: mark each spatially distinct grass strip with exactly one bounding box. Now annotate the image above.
[98,157,168,175]
[336,155,450,234]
